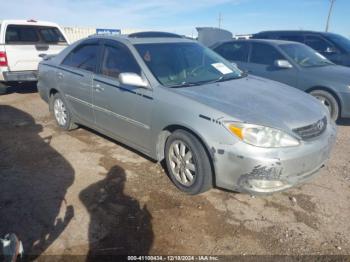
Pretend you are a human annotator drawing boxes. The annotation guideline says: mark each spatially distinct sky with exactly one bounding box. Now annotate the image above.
[1,0,350,37]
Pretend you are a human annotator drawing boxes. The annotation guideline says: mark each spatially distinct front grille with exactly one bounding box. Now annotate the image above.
[293,116,327,140]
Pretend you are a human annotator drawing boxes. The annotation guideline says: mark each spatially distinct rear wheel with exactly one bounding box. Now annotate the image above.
[51,92,77,130]
[310,90,339,121]
[165,130,213,195]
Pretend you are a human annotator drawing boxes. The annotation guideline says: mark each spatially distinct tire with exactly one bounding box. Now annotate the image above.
[165,130,213,195]
[310,90,339,121]
[50,92,77,130]
[0,82,8,95]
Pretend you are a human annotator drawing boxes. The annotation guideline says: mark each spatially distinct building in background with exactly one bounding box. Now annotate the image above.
[63,27,142,43]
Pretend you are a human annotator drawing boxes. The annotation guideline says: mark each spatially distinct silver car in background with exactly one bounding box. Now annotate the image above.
[37,33,336,195]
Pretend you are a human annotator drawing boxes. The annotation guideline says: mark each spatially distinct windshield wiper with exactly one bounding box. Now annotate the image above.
[168,82,201,88]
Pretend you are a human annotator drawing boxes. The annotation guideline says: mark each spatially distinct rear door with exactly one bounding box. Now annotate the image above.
[4,24,68,72]
[58,39,100,125]
[247,42,298,87]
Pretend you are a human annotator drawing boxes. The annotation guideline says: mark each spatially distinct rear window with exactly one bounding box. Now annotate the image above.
[5,25,67,44]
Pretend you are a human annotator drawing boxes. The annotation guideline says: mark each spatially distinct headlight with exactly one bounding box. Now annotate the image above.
[224,122,300,148]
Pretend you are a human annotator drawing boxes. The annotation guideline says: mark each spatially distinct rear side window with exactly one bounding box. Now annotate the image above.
[100,44,141,78]
[62,44,99,73]
[250,43,284,65]
[278,35,304,43]
[5,25,39,43]
[38,27,66,44]
[214,42,249,62]
[5,25,67,44]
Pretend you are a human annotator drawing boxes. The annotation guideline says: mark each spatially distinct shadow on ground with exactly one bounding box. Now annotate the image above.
[80,165,153,260]
[0,105,74,258]
[337,118,350,126]
[2,82,38,94]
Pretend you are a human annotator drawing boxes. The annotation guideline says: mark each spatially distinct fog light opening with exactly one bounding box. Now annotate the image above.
[246,179,291,193]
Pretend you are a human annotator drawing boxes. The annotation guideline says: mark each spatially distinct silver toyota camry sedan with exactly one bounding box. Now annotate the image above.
[37,32,336,195]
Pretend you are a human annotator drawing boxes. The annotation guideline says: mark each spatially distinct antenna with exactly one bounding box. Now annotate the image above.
[325,0,336,32]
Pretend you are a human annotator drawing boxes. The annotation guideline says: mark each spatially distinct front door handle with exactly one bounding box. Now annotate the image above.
[57,72,64,79]
[94,84,104,92]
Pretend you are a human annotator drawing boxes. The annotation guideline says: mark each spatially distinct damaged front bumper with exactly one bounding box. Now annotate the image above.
[212,121,337,194]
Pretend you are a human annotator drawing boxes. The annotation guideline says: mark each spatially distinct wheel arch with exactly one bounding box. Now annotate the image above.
[156,124,216,184]
[305,86,342,116]
[48,88,59,112]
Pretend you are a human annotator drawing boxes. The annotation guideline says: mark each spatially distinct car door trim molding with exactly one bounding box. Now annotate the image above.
[41,63,84,77]
[93,104,150,130]
[94,78,153,100]
[65,94,150,130]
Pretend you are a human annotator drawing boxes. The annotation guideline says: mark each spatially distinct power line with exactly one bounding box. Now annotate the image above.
[325,0,336,32]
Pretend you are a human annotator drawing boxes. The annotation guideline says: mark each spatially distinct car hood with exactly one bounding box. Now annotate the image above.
[173,76,326,131]
[303,64,350,83]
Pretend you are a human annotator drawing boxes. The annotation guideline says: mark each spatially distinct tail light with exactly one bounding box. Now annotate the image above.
[0,52,8,67]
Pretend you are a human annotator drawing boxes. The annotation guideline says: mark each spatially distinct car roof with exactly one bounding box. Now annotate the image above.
[0,19,61,27]
[213,38,302,47]
[88,34,195,45]
[255,30,326,35]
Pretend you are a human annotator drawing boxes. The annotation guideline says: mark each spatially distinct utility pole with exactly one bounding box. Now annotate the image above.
[218,12,222,29]
[325,0,336,32]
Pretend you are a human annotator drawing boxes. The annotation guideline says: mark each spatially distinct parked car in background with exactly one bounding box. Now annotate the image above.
[212,39,350,120]
[252,31,350,67]
[0,19,69,94]
[37,33,335,195]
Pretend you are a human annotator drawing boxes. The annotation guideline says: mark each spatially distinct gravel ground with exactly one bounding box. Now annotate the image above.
[0,85,349,259]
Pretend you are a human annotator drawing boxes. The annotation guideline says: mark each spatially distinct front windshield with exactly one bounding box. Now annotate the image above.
[327,33,350,53]
[280,43,334,68]
[135,42,244,87]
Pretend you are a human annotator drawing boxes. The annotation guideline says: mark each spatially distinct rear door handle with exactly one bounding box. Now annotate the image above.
[94,84,104,92]
[57,72,64,79]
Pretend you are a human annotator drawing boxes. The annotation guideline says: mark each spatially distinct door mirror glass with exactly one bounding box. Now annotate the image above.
[274,59,293,69]
[119,73,149,88]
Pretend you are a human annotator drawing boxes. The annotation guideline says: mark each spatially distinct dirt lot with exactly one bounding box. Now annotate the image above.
[0,85,349,259]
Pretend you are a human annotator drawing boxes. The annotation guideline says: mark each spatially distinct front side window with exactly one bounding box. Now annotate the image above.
[135,42,243,87]
[100,44,141,79]
[214,42,249,62]
[250,43,284,65]
[304,35,331,53]
[5,25,39,43]
[326,33,350,53]
[62,44,99,72]
[280,43,333,68]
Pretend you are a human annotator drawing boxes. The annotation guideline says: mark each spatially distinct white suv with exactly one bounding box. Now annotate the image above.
[0,20,69,93]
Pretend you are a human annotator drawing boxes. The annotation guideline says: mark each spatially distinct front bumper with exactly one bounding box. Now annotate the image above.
[213,121,337,194]
[3,71,38,82]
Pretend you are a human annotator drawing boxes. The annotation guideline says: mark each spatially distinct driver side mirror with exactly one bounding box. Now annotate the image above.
[274,59,293,69]
[119,73,149,88]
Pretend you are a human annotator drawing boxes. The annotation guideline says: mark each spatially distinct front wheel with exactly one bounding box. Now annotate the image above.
[310,90,339,121]
[165,130,213,195]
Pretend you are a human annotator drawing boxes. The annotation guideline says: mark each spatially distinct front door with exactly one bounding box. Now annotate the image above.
[92,40,153,151]
[247,42,298,87]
